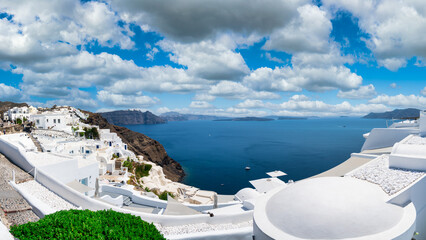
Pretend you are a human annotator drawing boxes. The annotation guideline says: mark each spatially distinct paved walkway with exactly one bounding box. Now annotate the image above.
[0,154,39,228]
[28,134,43,152]
[309,156,375,179]
[361,147,393,155]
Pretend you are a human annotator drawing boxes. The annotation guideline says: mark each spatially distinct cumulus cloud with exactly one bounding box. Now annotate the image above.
[208,81,280,100]
[263,4,332,54]
[323,0,426,70]
[0,83,21,101]
[276,98,389,116]
[369,94,426,108]
[243,48,362,92]
[264,52,284,63]
[390,83,397,89]
[337,84,377,99]
[421,87,426,96]
[97,90,159,108]
[109,0,307,42]
[189,101,214,109]
[158,36,250,80]
[235,99,266,109]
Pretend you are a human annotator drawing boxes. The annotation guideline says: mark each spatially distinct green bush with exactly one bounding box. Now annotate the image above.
[10,209,165,240]
[123,160,134,172]
[135,164,152,180]
[158,191,175,201]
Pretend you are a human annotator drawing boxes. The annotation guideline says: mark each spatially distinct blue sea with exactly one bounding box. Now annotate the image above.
[124,118,386,195]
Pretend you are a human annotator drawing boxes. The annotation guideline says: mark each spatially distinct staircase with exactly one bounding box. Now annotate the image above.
[123,196,132,206]
[28,134,43,152]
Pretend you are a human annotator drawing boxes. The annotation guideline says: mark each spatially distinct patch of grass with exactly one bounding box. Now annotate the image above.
[10,209,165,240]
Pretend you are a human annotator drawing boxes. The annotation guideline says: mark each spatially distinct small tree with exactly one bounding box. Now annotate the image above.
[16,118,22,125]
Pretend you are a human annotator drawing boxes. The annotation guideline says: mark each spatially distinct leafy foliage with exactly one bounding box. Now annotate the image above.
[135,163,152,180]
[16,118,22,125]
[10,209,165,240]
[158,191,175,201]
[83,127,100,139]
[123,159,134,172]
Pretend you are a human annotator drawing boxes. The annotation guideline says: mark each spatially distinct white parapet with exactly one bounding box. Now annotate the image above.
[420,110,426,137]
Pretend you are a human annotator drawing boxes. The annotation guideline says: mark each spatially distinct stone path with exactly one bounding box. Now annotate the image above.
[0,154,39,228]
[28,134,43,152]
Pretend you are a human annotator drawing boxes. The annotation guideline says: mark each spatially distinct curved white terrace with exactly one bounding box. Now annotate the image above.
[254,177,415,240]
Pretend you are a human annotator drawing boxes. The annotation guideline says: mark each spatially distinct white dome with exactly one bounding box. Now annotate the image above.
[254,177,405,239]
[235,188,260,201]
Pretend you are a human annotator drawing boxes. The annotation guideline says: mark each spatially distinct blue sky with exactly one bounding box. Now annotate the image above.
[0,0,425,116]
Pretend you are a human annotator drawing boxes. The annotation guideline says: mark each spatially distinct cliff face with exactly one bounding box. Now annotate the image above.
[363,108,420,119]
[100,110,166,125]
[83,112,185,182]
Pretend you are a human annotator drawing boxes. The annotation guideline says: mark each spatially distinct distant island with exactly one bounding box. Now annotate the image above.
[100,110,166,125]
[363,108,420,119]
[215,117,274,122]
[160,112,223,121]
[277,116,307,120]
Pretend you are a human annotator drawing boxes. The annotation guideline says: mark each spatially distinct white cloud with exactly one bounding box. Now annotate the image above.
[158,36,250,80]
[97,90,159,108]
[264,52,284,63]
[276,98,389,116]
[0,83,21,101]
[264,4,332,54]
[421,87,426,96]
[208,81,280,100]
[193,94,216,102]
[390,83,397,89]
[337,84,377,99]
[290,94,310,101]
[146,47,159,61]
[189,101,214,109]
[323,0,426,70]
[369,94,426,108]
[235,99,266,109]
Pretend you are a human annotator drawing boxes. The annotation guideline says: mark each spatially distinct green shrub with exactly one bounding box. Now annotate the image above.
[16,118,22,125]
[123,160,134,172]
[10,209,165,240]
[158,191,175,201]
[135,164,152,180]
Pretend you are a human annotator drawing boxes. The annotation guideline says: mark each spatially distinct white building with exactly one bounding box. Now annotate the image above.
[31,114,67,130]
[3,106,37,122]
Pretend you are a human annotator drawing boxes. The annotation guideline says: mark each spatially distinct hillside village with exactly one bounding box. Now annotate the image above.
[0,105,217,205]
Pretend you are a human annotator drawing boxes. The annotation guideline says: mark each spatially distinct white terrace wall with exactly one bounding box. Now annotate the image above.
[0,135,253,228]
[361,128,419,151]
[101,185,239,211]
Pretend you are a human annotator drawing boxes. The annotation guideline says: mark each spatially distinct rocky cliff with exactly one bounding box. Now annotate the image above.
[83,112,185,182]
[363,108,420,119]
[100,110,166,125]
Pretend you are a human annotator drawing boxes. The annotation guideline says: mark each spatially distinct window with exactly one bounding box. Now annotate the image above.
[53,119,56,123]
[36,120,40,124]
[58,119,61,123]
[46,119,48,122]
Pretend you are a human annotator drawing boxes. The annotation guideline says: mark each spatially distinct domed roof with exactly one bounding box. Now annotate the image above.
[254,177,405,239]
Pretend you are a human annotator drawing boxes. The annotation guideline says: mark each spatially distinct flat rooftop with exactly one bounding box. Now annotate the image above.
[347,155,425,195]
[309,155,374,179]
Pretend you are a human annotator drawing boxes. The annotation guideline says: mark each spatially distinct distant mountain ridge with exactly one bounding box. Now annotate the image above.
[100,110,166,125]
[215,117,274,122]
[160,112,223,121]
[363,108,420,119]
